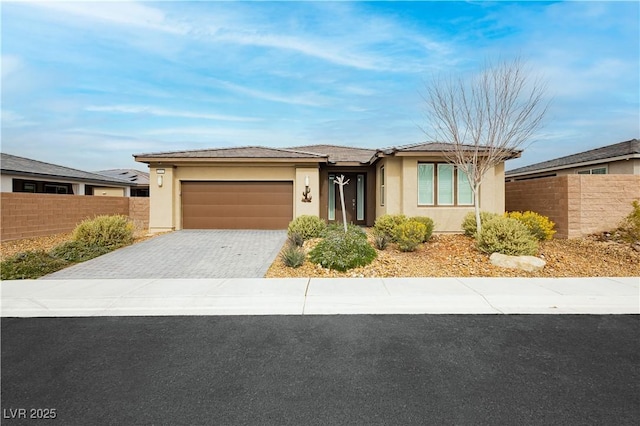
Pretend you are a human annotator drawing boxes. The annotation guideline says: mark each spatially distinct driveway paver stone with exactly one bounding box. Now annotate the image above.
[42,230,287,279]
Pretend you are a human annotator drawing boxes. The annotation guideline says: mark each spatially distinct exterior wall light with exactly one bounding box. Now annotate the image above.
[302,175,312,202]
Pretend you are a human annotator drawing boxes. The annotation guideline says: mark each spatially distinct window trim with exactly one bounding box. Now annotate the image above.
[576,166,608,175]
[417,162,475,207]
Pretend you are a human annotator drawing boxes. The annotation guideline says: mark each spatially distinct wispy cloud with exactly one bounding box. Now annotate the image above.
[85,105,263,122]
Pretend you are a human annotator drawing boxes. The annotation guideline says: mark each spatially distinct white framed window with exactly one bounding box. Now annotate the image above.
[577,166,607,175]
[417,164,434,205]
[418,163,474,206]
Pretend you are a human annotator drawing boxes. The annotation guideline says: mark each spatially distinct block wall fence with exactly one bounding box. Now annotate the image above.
[1,193,149,242]
[505,175,640,238]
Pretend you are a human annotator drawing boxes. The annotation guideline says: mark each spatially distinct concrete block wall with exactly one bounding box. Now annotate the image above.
[128,197,150,230]
[506,175,640,238]
[1,193,150,241]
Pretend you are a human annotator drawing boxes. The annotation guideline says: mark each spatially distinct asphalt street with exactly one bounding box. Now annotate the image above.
[2,315,639,425]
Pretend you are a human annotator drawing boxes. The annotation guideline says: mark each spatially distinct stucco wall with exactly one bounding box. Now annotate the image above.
[1,193,148,241]
[147,163,320,232]
[505,175,640,238]
[376,157,506,232]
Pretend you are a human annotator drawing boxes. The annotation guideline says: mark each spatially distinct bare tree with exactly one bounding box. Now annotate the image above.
[423,58,549,235]
[334,175,350,233]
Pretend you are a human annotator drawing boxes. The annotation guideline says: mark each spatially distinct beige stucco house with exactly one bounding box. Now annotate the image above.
[134,143,518,233]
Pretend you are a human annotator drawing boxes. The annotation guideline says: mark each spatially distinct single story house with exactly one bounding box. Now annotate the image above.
[1,152,134,196]
[134,143,518,233]
[506,138,640,181]
[96,169,150,197]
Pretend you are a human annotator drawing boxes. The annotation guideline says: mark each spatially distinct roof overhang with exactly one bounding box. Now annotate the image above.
[134,156,326,165]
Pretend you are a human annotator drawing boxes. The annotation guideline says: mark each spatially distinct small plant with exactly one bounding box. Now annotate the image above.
[505,211,556,241]
[476,216,538,256]
[461,211,500,237]
[394,220,427,252]
[409,216,435,242]
[287,232,304,248]
[309,226,377,271]
[0,251,69,280]
[372,229,390,250]
[373,214,407,241]
[73,215,134,249]
[49,241,111,262]
[615,200,640,243]
[281,244,306,268]
[287,215,327,241]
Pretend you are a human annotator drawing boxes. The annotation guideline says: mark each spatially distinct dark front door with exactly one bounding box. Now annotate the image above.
[333,173,366,225]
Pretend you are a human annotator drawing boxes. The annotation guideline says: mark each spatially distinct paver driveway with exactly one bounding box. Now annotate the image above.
[42,230,287,279]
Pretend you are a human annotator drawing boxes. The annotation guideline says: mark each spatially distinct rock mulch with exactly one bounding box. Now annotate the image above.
[266,233,640,278]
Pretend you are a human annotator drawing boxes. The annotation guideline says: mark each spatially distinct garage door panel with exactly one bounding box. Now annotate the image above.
[181,181,293,229]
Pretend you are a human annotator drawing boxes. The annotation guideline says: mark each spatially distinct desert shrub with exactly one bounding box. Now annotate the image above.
[287,215,326,241]
[409,216,435,242]
[394,220,427,252]
[49,241,111,263]
[0,251,69,280]
[373,214,407,241]
[505,211,556,241]
[281,244,306,268]
[322,223,367,237]
[615,200,640,243]
[309,226,377,271]
[461,211,500,237]
[371,229,390,250]
[287,232,304,248]
[476,216,538,256]
[72,215,134,249]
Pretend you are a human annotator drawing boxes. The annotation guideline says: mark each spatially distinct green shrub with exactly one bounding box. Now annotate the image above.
[615,200,640,243]
[1,251,69,280]
[372,229,390,250]
[281,244,306,268]
[476,216,538,256]
[287,232,304,248]
[409,216,435,242]
[461,211,500,237]
[394,220,427,252]
[505,211,556,241]
[72,215,134,249]
[287,215,326,241]
[49,241,112,262]
[322,223,367,237]
[309,226,377,271]
[373,214,407,241]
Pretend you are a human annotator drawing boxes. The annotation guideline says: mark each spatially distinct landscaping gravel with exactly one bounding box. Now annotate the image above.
[266,232,640,278]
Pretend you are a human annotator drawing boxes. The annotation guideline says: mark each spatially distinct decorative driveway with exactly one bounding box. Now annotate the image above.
[41,230,287,279]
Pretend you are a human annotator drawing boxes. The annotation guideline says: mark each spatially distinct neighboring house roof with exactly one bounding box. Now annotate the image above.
[134,146,327,161]
[1,152,132,186]
[506,139,640,176]
[96,169,150,186]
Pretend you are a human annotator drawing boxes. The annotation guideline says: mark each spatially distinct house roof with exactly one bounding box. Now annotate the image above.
[134,141,521,165]
[134,146,327,162]
[506,139,640,176]
[96,169,150,186]
[286,144,377,164]
[1,152,133,186]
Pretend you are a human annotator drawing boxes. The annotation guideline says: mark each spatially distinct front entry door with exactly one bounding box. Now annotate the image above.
[332,173,365,225]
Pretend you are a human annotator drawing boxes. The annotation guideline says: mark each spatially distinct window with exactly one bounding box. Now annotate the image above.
[357,174,365,221]
[418,163,474,206]
[577,166,607,175]
[328,174,336,220]
[379,166,385,206]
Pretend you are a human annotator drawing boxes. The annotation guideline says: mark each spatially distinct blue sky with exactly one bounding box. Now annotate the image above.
[2,1,638,172]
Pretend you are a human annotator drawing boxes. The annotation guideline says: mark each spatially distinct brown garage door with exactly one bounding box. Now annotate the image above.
[181,181,293,229]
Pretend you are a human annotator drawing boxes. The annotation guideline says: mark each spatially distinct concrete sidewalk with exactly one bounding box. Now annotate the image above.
[1,277,638,317]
